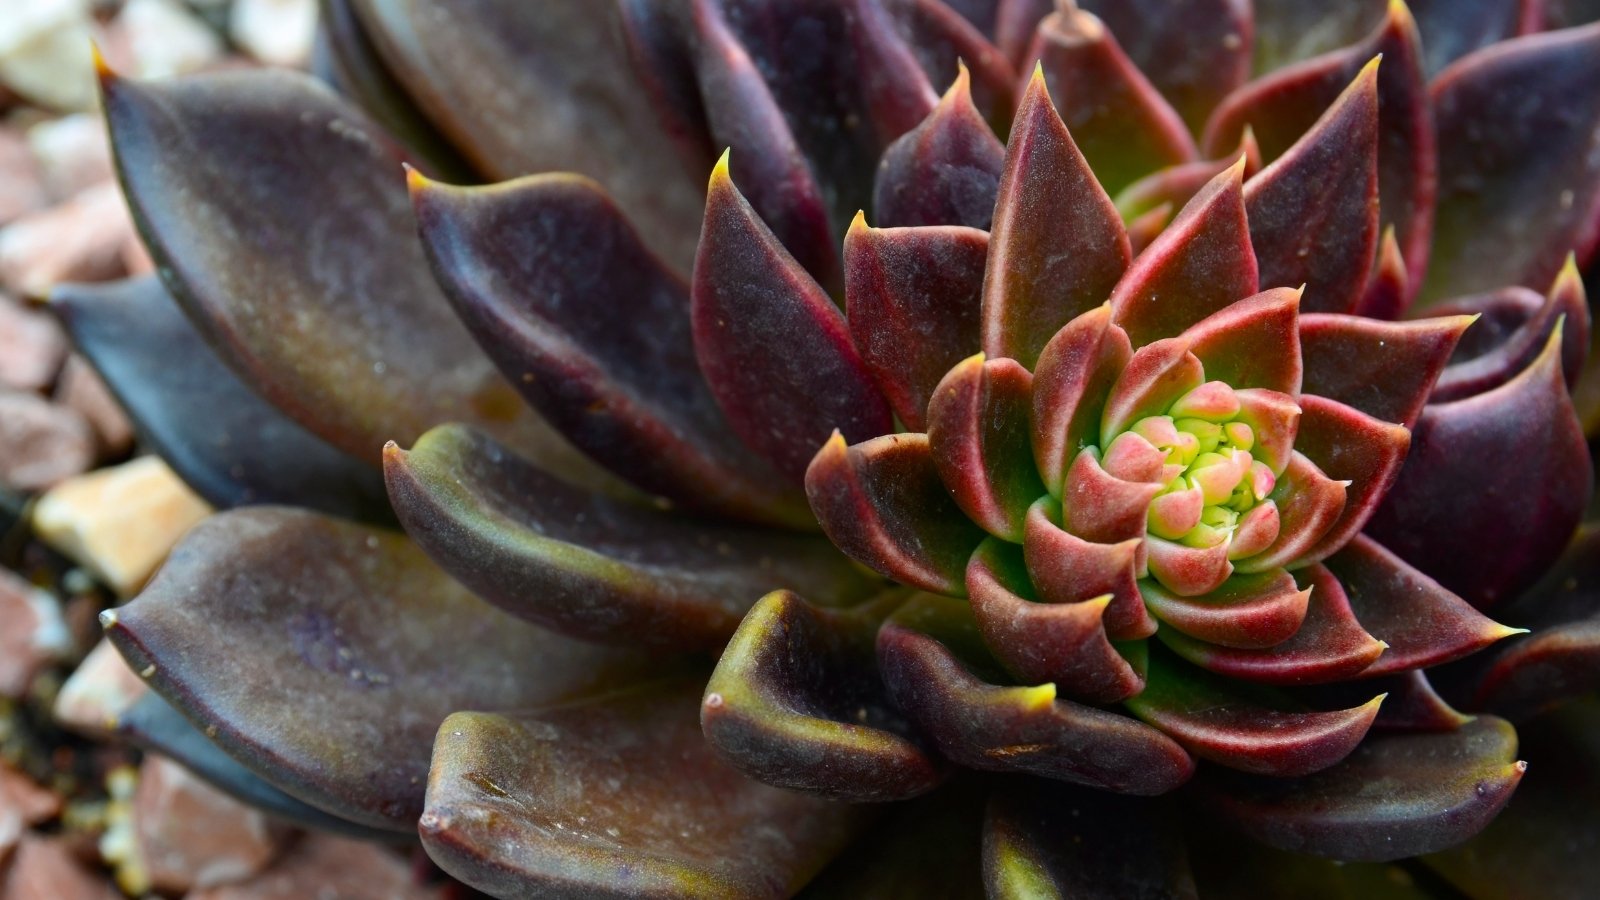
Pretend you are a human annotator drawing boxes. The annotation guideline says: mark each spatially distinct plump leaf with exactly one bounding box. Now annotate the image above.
[984,780,1198,900]
[1244,61,1379,315]
[1109,162,1258,348]
[1030,305,1133,496]
[1327,534,1520,678]
[1099,338,1206,444]
[1298,312,1474,428]
[349,0,706,268]
[981,68,1130,369]
[1288,395,1411,565]
[967,539,1144,703]
[386,424,874,650]
[1208,3,1434,294]
[928,356,1046,541]
[845,220,988,431]
[1232,451,1347,574]
[873,63,1006,229]
[1195,716,1525,862]
[1141,570,1310,650]
[1029,4,1198,196]
[1354,226,1410,319]
[411,172,807,527]
[104,507,664,831]
[1366,331,1592,608]
[1124,645,1382,777]
[1432,259,1591,402]
[422,678,869,899]
[1078,0,1251,134]
[102,69,613,489]
[1182,287,1304,395]
[1424,23,1600,304]
[878,595,1195,794]
[1185,814,1437,900]
[116,693,399,841]
[51,278,390,521]
[701,590,945,803]
[1024,497,1154,640]
[1157,564,1385,685]
[695,159,893,483]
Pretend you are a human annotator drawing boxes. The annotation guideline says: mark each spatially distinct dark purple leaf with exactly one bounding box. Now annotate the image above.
[927,356,1045,541]
[873,62,1006,230]
[1079,0,1252,134]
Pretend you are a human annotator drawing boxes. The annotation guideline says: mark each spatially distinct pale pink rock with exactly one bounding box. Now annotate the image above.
[25,114,111,201]
[53,357,133,457]
[128,757,290,894]
[53,638,148,738]
[114,0,224,79]
[0,296,67,392]
[0,129,47,226]
[0,569,70,698]
[0,764,62,865]
[0,183,132,300]
[186,835,442,900]
[0,390,94,492]
[31,456,212,596]
[0,836,118,900]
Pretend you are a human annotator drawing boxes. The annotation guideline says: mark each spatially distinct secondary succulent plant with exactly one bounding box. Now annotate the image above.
[41,0,1600,897]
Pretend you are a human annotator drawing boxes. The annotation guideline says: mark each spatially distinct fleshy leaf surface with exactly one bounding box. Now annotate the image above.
[873,63,1006,230]
[1078,0,1251,134]
[928,356,1046,541]
[1298,312,1474,428]
[386,425,875,650]
[104,507,664,831]
[422,678,869,899]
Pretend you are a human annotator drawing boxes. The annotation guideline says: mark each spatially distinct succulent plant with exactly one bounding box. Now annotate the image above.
[42,0,1600,896]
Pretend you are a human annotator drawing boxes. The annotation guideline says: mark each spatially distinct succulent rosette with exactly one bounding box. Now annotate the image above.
[41,0,1600,896]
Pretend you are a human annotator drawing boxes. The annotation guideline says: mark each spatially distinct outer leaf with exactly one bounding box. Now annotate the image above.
[1115,128,1263,223]
[1157,564,1385,685]
[104,508,663,831]
[1109,161,1259,348]
[701,590,945,803]
[967,538,1144,703]
[1327,534,1521,678]
[421,679,869,899]
[983,781,1198,900]
[1243,60,1380,315]
[694,158,893,483]
[1431,259,1591,402]
[115,693,398,841]
[878,595,1195,794]
[928,356,1046,541]
[1208,3,1434,293]
[981,68,1130,369]
[845,220,989,431]
[1185,814,1439,900]
[1424,22,1600,303]
[1195,716,1525,862]
[1078,0,1252,134]
[1029,5,1198,196]
[873,63,1007,230]
[807,432,987,595]
[101,69,608,486]
[1248,0,1383,74]
[1298,312,1475,428]
[1366,330,1592,608]
[50,278,390,521]
[1124,646,1382,777]
[385,425,874,650]
[412,172,807,527]
[349,0,706,267]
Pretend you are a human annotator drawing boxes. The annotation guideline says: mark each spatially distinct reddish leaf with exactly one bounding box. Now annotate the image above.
[701,590,945,802]
[1078,0,1252,134]
[1432,258,1591,402]
[1030,305,1133,496]
[1028,4,1198,196]
[873,63,1007,230]
[1125,645,1382,777]
[1025,497,1154,640]
[967,538,1144,703]
[1354,226,1410,319]
[1109,162,1259,348]
[1288,395,1411,565]
[1243,60,1380,315]
[1098,338,1205,444]
[928,356,1046,541]
[878,595,1194,794]
[1182,287,1304,395]
[1234,451,1347,574]
[694,158,893,483]
[1366,330,1592,608]
[981,68,1130,369]
[412,172,807,527]
[1233,388,1302,476]
[1299,312,1474,428]
[1062,447,1163,544]
[1115,128,1262,223]
[844,219,988,431]
[1140,570,1310,650]
[807,432,987,595]
[1424,23,1600,303]
[1156,564,1386,685]
[1207,3,1435,295]
[1195,716,1524,862]
[1326,534,1520,677]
